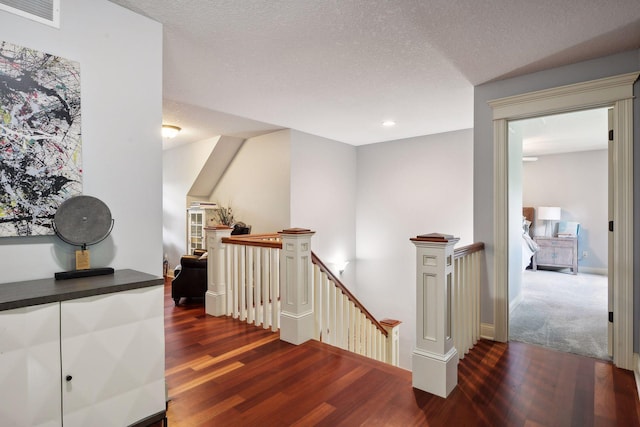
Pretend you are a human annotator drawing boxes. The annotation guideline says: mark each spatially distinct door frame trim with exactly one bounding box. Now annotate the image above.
[488,71,638,370]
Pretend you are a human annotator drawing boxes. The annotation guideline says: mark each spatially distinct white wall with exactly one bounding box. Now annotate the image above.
[163,137,219,269]
[355,129,474,369]
[290,130,357,280]
[0,1,163,282]
[523,150,608,273]
[209,130,291,233]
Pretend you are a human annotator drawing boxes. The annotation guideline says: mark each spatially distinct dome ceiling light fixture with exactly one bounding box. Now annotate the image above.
[162,124,181,139]
[382,120,396,127]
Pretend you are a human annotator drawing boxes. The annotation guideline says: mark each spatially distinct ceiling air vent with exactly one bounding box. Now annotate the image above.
[0,0,60,28]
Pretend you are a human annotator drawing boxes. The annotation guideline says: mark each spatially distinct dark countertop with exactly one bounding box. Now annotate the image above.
[0,269,163,311]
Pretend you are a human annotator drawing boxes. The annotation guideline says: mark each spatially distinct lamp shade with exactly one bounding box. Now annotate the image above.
[538,206,561,221]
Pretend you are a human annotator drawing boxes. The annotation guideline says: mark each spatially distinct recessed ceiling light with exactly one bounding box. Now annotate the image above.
[382,120,396,127]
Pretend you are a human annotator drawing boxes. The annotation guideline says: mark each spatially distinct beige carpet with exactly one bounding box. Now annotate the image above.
[509,269,609,360]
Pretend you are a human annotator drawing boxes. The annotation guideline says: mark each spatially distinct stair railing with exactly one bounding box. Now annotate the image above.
[205,227,400,366]
[311,252,400,365]
[222,233,282,331]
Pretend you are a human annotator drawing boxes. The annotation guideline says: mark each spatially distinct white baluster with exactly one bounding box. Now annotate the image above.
[367,321,373,357]
[453,258,460,358]
[342,294,350,350]
[463,257,468,354]
[261,248,269,329]
[371,324,377,360]
[225,245,232,316]
[232,245,239,318]
[467,253,472,346]
[256,248,262,325]
[247,247,254,325]
[322,273,329,342]
[335,288,343,348]
[348,302,355,352]
[269,249,280,332]
[473,252,482,344]
[240,246,248,321]
[312,265,321,340]
[272,247,278,330]
[355,309,362,355]
[329,282,336,346]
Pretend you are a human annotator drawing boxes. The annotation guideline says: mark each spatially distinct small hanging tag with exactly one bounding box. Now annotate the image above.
[75,249,91,270]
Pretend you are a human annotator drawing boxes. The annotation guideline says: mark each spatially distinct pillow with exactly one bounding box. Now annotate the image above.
[198,252,208,260]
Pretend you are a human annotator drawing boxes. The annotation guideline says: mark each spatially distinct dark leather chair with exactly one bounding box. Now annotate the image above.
[171,252,207,305]
[231,222,251,235]
[171,224,250,305]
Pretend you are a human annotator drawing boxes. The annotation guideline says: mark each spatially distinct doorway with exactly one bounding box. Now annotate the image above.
[507,108,610,360]
[488,71,637,370]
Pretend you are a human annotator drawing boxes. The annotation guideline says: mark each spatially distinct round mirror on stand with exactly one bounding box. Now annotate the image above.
[52,195,115,280]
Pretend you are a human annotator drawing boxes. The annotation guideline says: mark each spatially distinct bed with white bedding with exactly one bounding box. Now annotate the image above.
[522,207,539,270]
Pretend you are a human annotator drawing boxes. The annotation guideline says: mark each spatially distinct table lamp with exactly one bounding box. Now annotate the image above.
[537,206,561,237]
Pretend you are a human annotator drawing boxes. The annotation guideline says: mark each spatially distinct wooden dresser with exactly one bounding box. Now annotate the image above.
[533,236,578,274]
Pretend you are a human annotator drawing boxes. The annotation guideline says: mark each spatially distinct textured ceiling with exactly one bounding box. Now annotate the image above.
[108,0,640,148]
[514,108,609,157]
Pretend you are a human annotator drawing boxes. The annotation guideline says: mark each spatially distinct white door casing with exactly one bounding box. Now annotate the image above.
[608,108,614,357]
[488,71,638,370]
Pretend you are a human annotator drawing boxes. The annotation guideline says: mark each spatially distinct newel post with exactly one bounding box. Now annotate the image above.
[278,228,316,345]
[410,233,460,398]
[381,319,401,366]
[205,225,232,316]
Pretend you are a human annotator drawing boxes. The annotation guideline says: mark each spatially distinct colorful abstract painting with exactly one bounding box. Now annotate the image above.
[0,41,82,237]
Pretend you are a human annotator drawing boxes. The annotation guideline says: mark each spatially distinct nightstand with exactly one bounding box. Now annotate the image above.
[533,236,578,274]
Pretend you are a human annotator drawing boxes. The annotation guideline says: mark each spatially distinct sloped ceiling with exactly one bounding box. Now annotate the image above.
[109,0,640,148]
[188,135,245,198]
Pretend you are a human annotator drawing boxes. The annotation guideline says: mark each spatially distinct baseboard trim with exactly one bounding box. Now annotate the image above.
[509,292,524,314]
[579,266,608,275]
[480,323,495,340]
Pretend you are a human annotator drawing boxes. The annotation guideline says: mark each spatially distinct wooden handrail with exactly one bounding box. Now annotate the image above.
[221,233,282,249]
[454,242,484,259]
[311,251,388,337]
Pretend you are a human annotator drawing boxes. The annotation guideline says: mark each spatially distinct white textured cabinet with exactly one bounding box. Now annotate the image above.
[0,303,61,427]
[0,281,165,427]
[61,286,165,427]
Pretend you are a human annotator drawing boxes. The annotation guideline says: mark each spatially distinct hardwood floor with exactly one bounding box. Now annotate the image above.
[157,280,640,426]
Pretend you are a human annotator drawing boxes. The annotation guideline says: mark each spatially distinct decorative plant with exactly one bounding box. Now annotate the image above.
[213,205,235,226]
